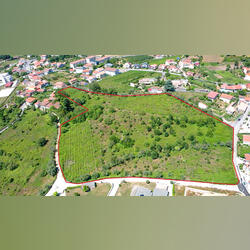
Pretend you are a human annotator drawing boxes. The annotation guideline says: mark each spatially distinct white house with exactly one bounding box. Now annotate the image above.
[220,93,233,104]
[198,102,207,110]
[85,56,96,64]
[105,68,119,76]
[179,59,194,69]
[148,87,163,94]
[165,59,177,66]
[139,78,157,85]
[70,59,86,69]
[244,73,250,81]
[167,65,181,73]
[0,73,13,86]
[172,79,188,88]
[123,62,131,69]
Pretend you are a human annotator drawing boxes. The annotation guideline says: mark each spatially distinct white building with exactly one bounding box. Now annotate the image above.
[172,79,188,88]
[85,56,96,64]
[244,73,250,81]
[70,59,86,69]
[198,102,207,110]
[0,73,13,86]
[139,78,157,85]
[179,59,194,69]
[105,68,119,76]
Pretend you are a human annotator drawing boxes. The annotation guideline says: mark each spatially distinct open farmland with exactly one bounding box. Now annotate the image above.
[58,87,238,184]
[0,110,57,195]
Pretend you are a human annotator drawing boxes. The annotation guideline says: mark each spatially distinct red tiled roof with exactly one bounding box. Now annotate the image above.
[243,135,250,143]
[226,85,242,90]
[245,154,250,161]
[105,67,117,72]
[26,97,36,103]
[244,96,250,102]
[207,91,219,99]
[220,93,233,100]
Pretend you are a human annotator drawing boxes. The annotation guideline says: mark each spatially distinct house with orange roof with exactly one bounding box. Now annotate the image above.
[167,65,181,73]
[96,56,110,64]
[53,81,66,89]
[149,64,158,70]
[243,135,250,145]
[105,67,119,76]
[26,97,36,106]
[220,93,234,103]
[220,83,243,93]
[179,58,194,69]
[245,154,250,162]
[158,64,167,71]
[165,59,177,66]
[70,59,86,69]
[207,91,219,101]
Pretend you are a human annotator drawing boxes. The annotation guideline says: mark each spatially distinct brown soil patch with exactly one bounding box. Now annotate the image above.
[203,55,223,63]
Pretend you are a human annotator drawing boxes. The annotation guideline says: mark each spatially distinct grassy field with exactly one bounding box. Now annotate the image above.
[0,96,7,106]
[97,71,161,94]
[65,183,111,196]
[0,110,57,195]
[58,87,237,184]
[199,66,246,84]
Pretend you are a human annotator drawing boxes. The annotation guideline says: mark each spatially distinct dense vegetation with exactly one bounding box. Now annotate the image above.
[57,87,237,184]
[0,110,57,195]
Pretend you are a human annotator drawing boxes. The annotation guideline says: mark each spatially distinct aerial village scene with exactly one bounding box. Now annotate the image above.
[0,54,250,196]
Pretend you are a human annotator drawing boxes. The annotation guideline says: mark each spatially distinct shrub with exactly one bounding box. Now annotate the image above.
[38,137,48,147]
[47,163,58,177]
[83,185,91,192]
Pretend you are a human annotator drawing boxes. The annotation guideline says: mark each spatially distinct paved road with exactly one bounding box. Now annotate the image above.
[233,105,250,182]
[238,183,249,196]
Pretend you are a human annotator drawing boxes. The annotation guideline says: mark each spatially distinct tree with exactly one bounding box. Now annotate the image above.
[83,185,91,192]
[89,82,101,92]
[188,135,195,141]
[47,163,58,176]
[38,137,48,147]
[62,98,74,112]
[164,80,175,92]
[151,151,159,159]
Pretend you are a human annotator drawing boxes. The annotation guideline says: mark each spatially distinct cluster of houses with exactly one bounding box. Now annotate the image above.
[205,89,250,114]
[123,57,200,76]
[69,55,120,83]
[25,92,60,111]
